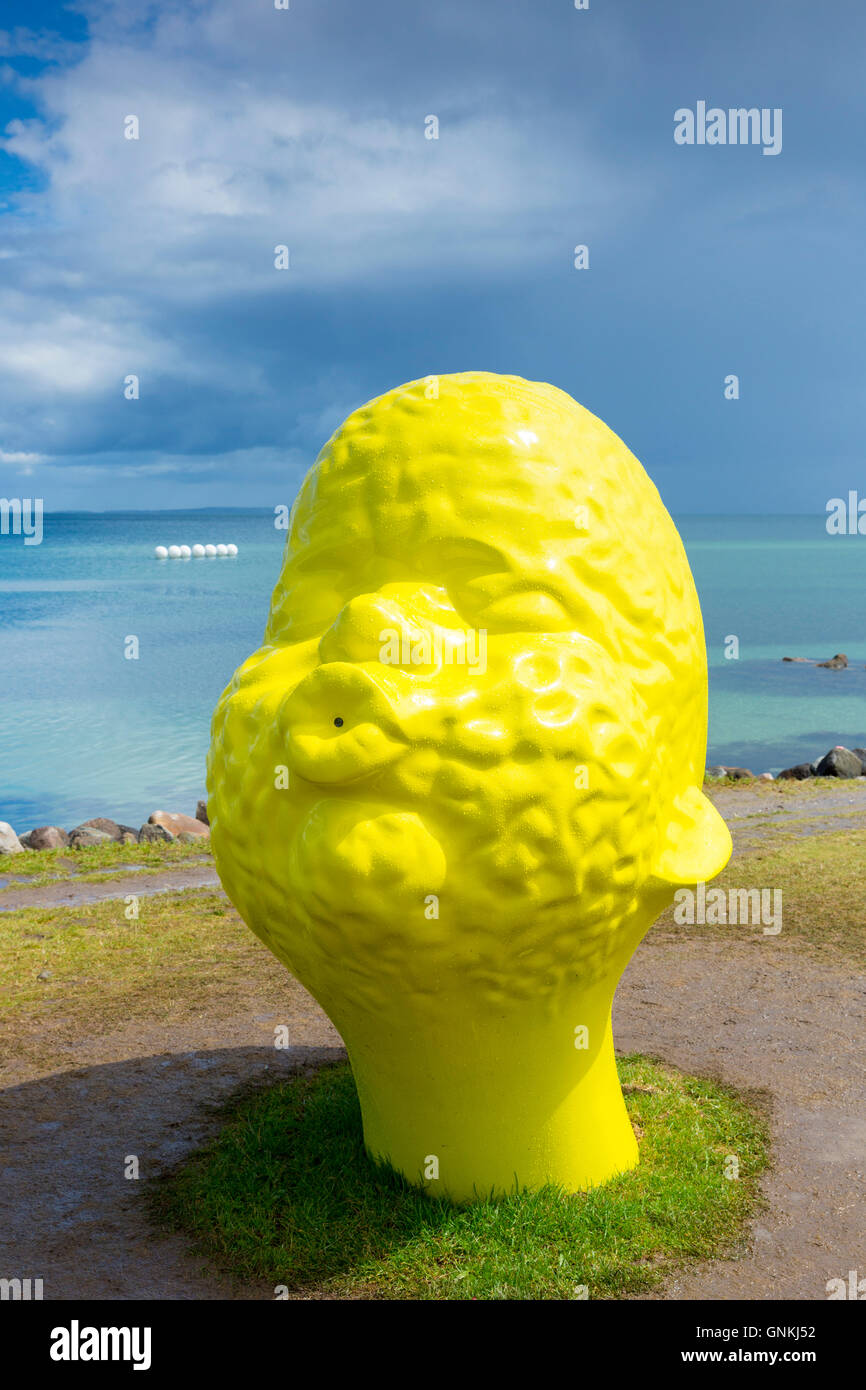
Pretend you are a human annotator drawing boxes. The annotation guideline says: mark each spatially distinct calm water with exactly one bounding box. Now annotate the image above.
[1,512,865,830]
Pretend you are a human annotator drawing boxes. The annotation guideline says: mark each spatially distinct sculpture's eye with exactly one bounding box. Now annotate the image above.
[333,716,344,727]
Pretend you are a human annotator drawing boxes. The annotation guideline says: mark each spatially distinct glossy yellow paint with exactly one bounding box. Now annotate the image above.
[207,372,731,1202]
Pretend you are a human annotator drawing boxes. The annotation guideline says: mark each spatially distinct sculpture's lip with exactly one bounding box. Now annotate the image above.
[289,720,406,784]
[284,662,408,785]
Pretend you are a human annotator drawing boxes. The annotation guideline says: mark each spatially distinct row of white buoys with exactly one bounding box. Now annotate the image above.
[154,543,239,559]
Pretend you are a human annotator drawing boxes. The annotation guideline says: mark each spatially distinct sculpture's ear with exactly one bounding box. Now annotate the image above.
[649,784,732,886]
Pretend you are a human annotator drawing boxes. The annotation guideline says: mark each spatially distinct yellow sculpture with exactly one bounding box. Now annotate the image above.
[207,372,732,1202]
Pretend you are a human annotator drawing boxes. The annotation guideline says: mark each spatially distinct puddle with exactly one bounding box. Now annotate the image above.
[0,866,222,913]
[0,858,212,894]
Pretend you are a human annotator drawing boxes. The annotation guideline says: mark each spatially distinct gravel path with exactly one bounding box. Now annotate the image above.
[708,781,866,853]
[616,935,866,1300]
[0,862,220,913]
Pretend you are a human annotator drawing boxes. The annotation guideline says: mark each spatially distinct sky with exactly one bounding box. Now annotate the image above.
[0,0,864,513]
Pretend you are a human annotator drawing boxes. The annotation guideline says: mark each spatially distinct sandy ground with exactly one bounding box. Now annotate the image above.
[1,783,864,1300]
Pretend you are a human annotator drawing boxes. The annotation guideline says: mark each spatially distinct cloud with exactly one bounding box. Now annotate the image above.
[3,443,313,509]
[0,26,76,63]
[0,447,43,476]
[0,0,646,489]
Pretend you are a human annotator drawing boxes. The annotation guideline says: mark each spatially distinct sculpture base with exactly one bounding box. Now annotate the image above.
[346,990,638,1203]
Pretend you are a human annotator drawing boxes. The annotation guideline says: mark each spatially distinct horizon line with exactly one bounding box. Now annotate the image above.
[33,508,830,518]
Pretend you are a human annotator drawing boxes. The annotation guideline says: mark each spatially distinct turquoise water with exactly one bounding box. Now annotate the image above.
[1,512,865,830]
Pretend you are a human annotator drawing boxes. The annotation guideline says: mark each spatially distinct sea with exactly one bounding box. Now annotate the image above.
[2,511,865,831]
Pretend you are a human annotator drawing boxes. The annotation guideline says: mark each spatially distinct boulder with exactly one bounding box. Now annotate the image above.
[705,766,727,779]
[817,653,848,669]
[177,830,204,844]
[0,821,25,855]
[195,799,209,826]
[119,830,138,844]
[78,817,124,841]
[24,825,70,850]
[69,827,114,848]
[758,772,774,781]
[850,747,866,771]
[148,810,209,839]
[777,763,813,780]
[139,823,174,843]
[814,746,862,778]
[723,766,754,780]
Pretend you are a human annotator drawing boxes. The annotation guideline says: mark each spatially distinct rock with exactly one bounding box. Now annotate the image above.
[68,827,114,848]
[195,799,209,826]
[36,969,53,982]
[119,829,138,844]
[24,825,70,850]
[722,766,754,780]
[0,821,25,855]
[850,748,866,771]
[177,830,204,843]
[148,810,209,839]
[758,772,774,781]
[816,653,848,669]
[705,766,727,779]
[78,817,124,841]
[139,823,174,843]
[814,746,862,778]
[777,763,813,780]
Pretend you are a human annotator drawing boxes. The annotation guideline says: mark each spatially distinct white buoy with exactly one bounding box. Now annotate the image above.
[179,544,191,558]
[216,543,228,556]
[205,543,217,557]
[168,544,182,558]
[154,545,168,559]
[192,543,206,557]
[226,543,238,556]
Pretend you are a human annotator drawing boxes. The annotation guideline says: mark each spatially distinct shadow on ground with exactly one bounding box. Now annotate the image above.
[0,1044,343,1300]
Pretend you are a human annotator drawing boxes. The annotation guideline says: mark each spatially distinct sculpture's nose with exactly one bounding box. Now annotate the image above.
[318,592,403,666]
[282,662,408,785]
[318,586,459,669]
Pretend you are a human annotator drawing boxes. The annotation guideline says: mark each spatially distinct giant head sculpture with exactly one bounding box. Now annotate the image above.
[207,372,731,1201]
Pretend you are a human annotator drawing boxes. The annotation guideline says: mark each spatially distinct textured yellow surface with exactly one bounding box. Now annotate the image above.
[207,372,731,1201]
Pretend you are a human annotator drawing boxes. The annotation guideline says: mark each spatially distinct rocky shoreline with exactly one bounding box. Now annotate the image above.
[4,743,866,856]
[708,743,866,783]
[0,802,210,856]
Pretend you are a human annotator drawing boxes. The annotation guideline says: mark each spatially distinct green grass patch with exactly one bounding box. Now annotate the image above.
[0,837,211,888]
[660,824,866,965]
[151,1057,769,1300]
[0,889,278,1055]
[705,775,866,796]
